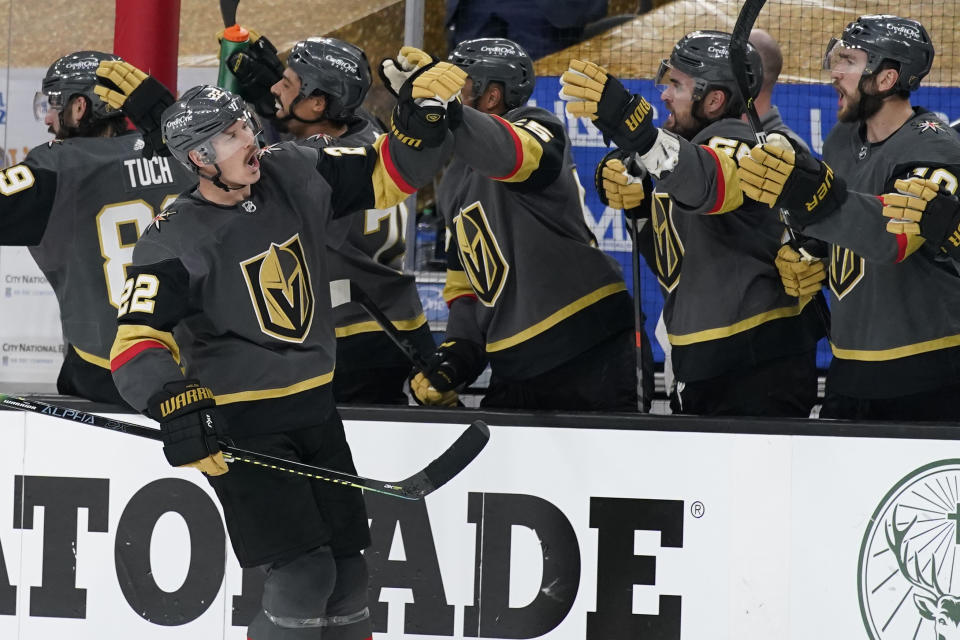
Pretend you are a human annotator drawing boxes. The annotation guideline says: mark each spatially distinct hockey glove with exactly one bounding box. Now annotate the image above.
[95,60,174,157]
[775,243,827,297]
[737,134,847,226]
[378,46,435,99]
[560,59,657,154]
[595,149,653,218]
[882,177,960,259]
[226,34,285,119]
[410,339,486,406]
[146,379,229,476]
[390,62,466,149]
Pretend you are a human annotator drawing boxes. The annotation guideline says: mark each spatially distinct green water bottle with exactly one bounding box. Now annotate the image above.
[217,24,250,92]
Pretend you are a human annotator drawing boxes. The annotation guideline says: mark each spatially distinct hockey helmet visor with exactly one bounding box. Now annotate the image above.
[190,111,262,165]
[822,39,869,76]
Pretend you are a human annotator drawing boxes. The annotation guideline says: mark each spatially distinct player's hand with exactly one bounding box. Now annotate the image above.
[775,243,826,297]
[595,149,652,217]
[95,60,174,157]
[390,62,467,149]
[412,338,486,402]
[560,59,657,154]
[147,379,229,476]
[882,178,960,259]
[226,33,284,119]
[410,372,460,407]
[378,46,435,99]
[737,134,847,225]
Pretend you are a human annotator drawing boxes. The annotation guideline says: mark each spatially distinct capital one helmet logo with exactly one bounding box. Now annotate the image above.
[859,460,960,639]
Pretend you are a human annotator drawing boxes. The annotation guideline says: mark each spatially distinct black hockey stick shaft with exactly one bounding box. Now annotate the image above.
[219,0,240,27]
[0,394,489,500]
[730,0,832,337]
[630,218,645,412]
[348,281,431,370]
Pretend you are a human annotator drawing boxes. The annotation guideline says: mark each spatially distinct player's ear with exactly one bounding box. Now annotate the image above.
[484,83,504,112]
[70,95,89,123]
[704,88,727,118]
[188,149,210,169]
[310,94,327,117]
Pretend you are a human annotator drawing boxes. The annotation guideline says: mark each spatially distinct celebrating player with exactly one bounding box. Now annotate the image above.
[386,38,637,411]
[228,35,435,404]
[0,51,194,405]
[98,56,459,638]
[737,15,960,420]
[564,31,823,417]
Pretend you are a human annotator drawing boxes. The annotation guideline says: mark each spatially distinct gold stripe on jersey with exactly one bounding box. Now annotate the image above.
[442,269,475,304]
[702,145,744,215]
[335,312,427,338]
[371,135,416,209]
[486,282,627,352]
[491,116,546,184]
[214,369,335,404]
[831,332,960,361]
[111,325,182,365]
[73,345,111,369]
[668,296,811,345]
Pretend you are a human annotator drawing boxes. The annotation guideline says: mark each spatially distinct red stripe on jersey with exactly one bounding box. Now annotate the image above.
[380,138,416,194]
[895,231,908,263]
[490,114,524,181]
[702,146,726,214]
[446,292,478,307]
[111,340,168,372]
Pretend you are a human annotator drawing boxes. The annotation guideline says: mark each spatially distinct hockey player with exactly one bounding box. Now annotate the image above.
[385,38,636,411]
[737,15,960,421]
[229,35,434,404]
[0,51,194,406]
[97,59,460,638]
[562,31,823,417]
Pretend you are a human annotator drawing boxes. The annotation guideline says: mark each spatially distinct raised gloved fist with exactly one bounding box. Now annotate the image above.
[226,34,284,118]
[410,371,460,407]
[775,243,826,297]
[737,134,847,225]
[595,149,652,217]
[882,177,960,259]
[147,379,229,476]
[95,60,174,157]
[378,46,435,98]
[390,62,466,149]
[560,59,657,154]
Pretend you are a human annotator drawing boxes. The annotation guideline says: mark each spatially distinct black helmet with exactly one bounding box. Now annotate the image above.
[286,37,371,121]
[656,30,763,114]
[41,50,124,119]
[825,15,933,92]
[448,37,535,109]
[162,85,253,171]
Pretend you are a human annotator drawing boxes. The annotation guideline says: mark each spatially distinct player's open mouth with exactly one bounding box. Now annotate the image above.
[246,151,259,170]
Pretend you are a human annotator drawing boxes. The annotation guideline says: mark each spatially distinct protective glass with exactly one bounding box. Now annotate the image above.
[194,112,262,164]
[823,39,869,76]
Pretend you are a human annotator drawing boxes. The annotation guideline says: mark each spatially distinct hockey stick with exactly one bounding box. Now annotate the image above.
[0,394,489,501]
[330,279,430,370]
[629,218,646,412]
[730,0,832,337]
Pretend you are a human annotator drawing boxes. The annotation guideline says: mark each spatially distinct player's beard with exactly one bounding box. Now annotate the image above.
[837,78,884,124]
[663,103,710,141]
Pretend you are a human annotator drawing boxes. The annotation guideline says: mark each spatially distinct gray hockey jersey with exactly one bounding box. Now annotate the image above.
[110,134,449,435]
[652,118,822,382]
[0,133,195,369]
[804,108,960,397]
[437,105,632,380]
[302,119,432,370]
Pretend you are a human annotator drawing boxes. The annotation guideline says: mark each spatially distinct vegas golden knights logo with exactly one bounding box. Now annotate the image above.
[829,245,864,300]
[651,193,684,292]
[454,201,509,307]
[240,234,315,342]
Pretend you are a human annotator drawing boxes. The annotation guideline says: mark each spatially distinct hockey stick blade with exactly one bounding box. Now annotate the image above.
[0,394,489,500]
